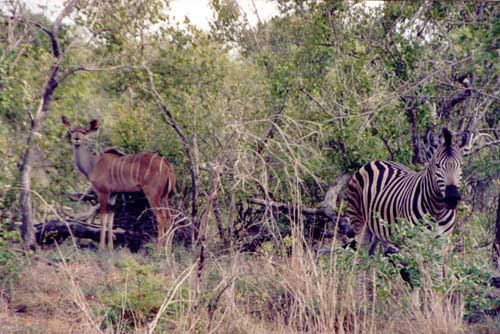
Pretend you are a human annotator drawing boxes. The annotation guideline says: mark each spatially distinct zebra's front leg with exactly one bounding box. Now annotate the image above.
[368,238,379,256]
[440,240,451,281]
[356,225,377,255]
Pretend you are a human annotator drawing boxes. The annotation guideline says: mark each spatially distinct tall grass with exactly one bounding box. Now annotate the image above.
[2,221,492,334]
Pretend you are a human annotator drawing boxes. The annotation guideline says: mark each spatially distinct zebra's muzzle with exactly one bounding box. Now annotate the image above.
[443,185,461,210]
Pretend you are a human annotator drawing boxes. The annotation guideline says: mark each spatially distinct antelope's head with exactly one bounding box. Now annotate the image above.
[61,116,99,148]
[426,127,471,210]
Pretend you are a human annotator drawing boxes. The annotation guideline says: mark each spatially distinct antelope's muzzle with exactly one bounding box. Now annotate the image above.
[444,185,461,210]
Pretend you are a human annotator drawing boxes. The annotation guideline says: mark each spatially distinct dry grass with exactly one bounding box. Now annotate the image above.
[2,233,493,334]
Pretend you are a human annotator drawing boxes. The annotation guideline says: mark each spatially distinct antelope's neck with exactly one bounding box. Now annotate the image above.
[73,145,97,179]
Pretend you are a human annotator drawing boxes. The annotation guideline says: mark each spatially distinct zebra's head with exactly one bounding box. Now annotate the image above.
[426,127,471,210]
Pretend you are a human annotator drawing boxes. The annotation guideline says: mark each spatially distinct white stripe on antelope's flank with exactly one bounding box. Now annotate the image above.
[119,157,127,187]
[116,158,122,187]
[122,156,129,186]
[114,158,121,187]
[133,155,140,184]
[144,153,158,180]
[125,156,133,185]
[116,157,124,187]
[138,155,143,183]
[110,158,117,187]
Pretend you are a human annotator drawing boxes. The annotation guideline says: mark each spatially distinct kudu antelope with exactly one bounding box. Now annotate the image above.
[62,117,176,251]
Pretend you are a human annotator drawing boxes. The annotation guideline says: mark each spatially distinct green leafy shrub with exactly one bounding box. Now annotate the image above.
[98,256,167,329]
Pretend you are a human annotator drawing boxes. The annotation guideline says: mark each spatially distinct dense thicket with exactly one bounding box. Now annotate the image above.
[0,1,499,332]
[1,0,497,251]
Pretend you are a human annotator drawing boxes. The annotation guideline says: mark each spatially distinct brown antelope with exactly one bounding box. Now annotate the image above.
[62,116,176,251]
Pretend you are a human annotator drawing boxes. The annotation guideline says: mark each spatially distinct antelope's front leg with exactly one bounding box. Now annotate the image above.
[165,206,173,253]
[98,193,110,250]
[99,213,107,250]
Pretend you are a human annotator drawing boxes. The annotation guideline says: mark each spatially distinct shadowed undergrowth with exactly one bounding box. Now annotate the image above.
[0,221,498,334]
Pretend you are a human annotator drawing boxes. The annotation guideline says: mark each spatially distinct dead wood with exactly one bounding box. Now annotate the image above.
[47,191,191,251]
[35,219,145,251]
[238,197,354,252]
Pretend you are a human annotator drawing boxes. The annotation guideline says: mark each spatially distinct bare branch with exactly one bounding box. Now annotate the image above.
[53,0,79,34]
[471,140,500,155]
[144,66,200,237]
[58,64,129,83]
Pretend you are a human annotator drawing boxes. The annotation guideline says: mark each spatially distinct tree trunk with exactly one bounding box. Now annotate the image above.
[14,0,79,251]
[35,219,146,251]
[492,194,500,268]
[19,143,36,250]
[19,73,59,250]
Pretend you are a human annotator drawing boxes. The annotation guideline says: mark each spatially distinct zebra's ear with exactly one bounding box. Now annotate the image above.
[459,131,472,156]
[426,128,438,148]
[459,131,471,148]
[441,127,453,148]
[421,128,438,162]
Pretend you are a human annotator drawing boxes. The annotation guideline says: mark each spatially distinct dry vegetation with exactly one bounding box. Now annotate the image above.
[1,221,498,334]
[1,1,499,333]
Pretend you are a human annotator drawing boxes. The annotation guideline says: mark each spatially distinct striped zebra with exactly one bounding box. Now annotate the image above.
[345,127,471,254]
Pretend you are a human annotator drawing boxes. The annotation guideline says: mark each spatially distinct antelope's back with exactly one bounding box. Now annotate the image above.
[92,151,174,193]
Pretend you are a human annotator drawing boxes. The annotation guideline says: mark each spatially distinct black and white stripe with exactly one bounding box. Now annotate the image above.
[345,127,471,254]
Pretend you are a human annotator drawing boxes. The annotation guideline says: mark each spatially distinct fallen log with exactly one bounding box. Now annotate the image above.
[248,197,353,237]
[45,191,191,251]
[35,219,146,251]
[67,191,98,203]
[249,198,331,216]
[233,198,354,252]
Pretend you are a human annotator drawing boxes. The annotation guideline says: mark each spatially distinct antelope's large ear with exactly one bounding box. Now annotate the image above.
[87,119,100,133]
[441,127,453,148]
[61,116,71,128]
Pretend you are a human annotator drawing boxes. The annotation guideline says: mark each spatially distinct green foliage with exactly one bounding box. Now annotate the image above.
[0,221,24,300]
[0,1,498,330]
[98,255,188,329]
[380,216,495,318]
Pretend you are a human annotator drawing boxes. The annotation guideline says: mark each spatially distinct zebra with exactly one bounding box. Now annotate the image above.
[345,127,471,255]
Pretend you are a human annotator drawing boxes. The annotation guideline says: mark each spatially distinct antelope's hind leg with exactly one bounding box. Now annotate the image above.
[106,195,117,251]
[107,211,115,251]
[143,187,167,251]
[162,195,173,253]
